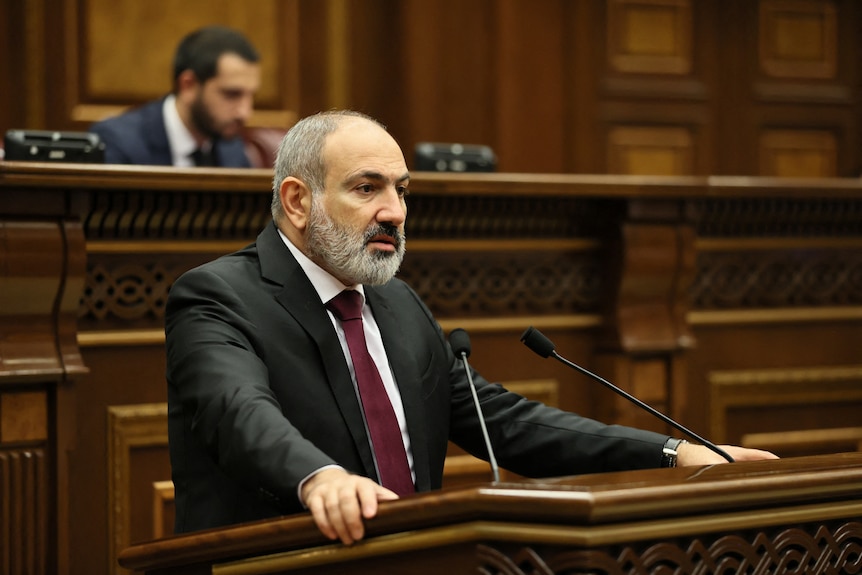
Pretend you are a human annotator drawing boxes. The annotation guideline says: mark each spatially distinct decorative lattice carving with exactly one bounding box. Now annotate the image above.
[398,252,603,317]
[81,262,183,323]
[692,198,862,238]
[691,251,862,309]
[82,190,613,242]
[77,190,862,324]
[85,190,272,240]
[79,251,603,324]
[477,521,862,574]
[407,195,613,239]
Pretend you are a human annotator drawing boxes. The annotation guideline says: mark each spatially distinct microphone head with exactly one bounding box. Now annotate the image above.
[520,326,555,358]
[448,328,471,358]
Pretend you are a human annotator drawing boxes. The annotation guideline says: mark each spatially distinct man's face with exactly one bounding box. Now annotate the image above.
[189,53,260,140]
[305,119,409,286]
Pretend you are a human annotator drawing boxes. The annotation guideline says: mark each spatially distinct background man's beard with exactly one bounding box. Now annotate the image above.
[306,198,405,286]
[190,97,224,140]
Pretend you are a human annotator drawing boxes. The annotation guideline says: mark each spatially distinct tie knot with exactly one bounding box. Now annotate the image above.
[191,146,216,167]
[327,290,363,321]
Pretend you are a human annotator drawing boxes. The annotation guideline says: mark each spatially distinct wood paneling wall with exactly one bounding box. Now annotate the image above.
[1,0,859,176]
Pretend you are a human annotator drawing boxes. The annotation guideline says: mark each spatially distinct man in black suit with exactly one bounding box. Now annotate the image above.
[165,110,777,546]
[90,26,259,167]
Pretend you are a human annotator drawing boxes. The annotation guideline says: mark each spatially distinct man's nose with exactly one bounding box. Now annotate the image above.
[236,95,254,121]
[377,187,406,225]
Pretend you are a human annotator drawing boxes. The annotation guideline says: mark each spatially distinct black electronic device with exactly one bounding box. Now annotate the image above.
[414,142,496,172]
[3,129,105,163]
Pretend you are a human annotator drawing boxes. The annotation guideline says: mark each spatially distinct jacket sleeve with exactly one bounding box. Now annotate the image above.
[166,265,338,510]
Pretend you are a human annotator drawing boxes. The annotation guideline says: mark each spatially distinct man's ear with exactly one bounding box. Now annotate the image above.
[176,69,200,100]
[279,177,313,230]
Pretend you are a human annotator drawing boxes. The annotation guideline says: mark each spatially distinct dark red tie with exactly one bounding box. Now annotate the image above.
[326,290,414,496]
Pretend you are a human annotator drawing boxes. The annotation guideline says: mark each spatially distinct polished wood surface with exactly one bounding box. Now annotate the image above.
[117,453,862,574]
[3,162,862,574]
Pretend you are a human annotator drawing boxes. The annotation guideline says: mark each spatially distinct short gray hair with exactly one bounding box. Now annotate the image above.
[270,110,385,221]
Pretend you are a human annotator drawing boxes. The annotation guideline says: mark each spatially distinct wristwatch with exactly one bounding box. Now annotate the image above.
[661,437,687,468]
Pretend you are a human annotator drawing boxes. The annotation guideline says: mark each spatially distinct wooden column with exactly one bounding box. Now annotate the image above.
[596,198,697,433]
[0,162,88,575]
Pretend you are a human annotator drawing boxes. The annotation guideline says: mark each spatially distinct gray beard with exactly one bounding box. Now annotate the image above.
[305,195,406,286]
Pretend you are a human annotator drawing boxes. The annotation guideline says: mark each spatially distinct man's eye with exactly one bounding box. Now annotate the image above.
[397,186,410,197]
[358,184,373,193]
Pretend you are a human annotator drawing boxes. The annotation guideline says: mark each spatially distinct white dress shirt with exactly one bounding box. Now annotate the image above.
[277,229,415,487]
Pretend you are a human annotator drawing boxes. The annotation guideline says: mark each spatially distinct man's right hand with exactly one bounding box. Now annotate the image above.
[300,467,399,545]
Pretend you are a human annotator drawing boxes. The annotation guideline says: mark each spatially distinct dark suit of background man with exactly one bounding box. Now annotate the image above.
[90,25,260,167]
[165,110,777,546]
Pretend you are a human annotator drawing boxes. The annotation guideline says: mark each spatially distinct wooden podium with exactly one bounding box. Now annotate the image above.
[118,453,862,574]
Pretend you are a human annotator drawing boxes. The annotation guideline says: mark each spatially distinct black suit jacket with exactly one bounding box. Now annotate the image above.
[165,222,669,532]
[89,97,251,167]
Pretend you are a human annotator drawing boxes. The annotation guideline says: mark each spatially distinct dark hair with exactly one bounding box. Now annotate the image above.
[172,26,259,91]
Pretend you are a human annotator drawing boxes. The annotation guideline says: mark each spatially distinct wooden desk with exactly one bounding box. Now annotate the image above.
[118,453,862,574]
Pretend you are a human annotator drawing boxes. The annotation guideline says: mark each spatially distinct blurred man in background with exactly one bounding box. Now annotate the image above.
[90,25,260,167]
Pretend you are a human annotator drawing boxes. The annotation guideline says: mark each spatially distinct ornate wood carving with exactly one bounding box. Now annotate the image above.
[691,248,862,309]
[476,520,862,574]
[84,189,272,241]
[400,251,603,318]
[692,197,862,238]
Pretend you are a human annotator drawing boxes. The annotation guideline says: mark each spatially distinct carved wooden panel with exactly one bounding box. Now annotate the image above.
[0,391,47,443]
[709,365,862,453]
[607,0,693,75]
[0,449,47,575]
[5,0,862,176]
[691,245,862,310]
[759,129,837,177]
[151,481,174,541]
[607,126,694,175]
[107,404,169,575]
[70,0,299,127]
[759,0,837,80]
[743,426,862,456]
[477,520,862,574]
[400,250,603,318]
[692,197,862,239]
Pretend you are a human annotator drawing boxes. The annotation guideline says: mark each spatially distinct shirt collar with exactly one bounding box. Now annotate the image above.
[162,94,211,167]
[276,227,365,305]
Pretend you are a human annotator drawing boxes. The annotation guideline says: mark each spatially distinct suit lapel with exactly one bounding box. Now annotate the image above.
[145,99,173,164]
[257,224,378,479]
[365,286,432,492]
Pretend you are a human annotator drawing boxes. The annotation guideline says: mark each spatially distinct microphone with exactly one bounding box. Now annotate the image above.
[520,326,734,463]
[449,328,501,482]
